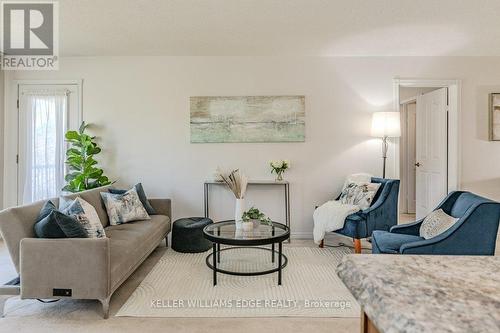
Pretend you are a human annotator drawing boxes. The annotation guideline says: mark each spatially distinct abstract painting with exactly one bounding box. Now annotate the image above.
[190,96,305,143]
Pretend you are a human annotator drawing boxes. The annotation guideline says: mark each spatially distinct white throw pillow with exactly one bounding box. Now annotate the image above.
[100,188,151,225]
[59,197,106,238]
[419,209,458,239]
[339,182,381,210]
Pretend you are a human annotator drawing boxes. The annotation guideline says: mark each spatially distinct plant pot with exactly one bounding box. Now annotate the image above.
[250,219,261,229]
[241,221,254,231]
[235,198,245,222]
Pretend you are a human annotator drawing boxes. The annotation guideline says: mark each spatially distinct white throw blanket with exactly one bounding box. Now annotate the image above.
[313,173,372,244]
[313,200,360,244]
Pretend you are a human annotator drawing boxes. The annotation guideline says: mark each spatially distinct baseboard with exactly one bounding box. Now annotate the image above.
[290,231,313,239]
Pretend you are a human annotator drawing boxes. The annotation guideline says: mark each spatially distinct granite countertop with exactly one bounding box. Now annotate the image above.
[336,255,500,333]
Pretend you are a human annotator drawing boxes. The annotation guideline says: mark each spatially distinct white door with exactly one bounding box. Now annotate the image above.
[415,88,448,219]
[18,84,81,204]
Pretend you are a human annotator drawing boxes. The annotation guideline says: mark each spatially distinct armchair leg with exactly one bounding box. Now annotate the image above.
[353,238,362,254]
[319,239,324,248]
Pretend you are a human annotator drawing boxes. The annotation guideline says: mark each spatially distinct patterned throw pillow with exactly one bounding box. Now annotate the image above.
[419,209,459,239]
[108,183,156,215]
[339,182,381,210]
[100,188,151,225]
[59,197,106,238]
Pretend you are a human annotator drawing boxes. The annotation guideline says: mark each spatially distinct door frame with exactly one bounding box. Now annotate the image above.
[4,79,83,208]
[399,98,417,214]
[393,78,461,196]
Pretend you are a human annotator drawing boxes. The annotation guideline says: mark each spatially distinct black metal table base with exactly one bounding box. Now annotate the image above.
[207,245,287,286]
[204,181,291,243]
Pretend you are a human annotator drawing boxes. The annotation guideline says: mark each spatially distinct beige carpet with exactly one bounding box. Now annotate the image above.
[0,240,361,332]
[116,247,359,318]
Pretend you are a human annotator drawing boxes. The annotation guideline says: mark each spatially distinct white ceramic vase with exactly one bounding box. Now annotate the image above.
[235,198,245,226]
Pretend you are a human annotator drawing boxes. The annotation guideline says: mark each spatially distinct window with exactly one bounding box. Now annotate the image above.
[18,84,80,204]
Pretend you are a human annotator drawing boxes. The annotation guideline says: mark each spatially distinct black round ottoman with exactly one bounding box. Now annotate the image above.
[171,217,213,253]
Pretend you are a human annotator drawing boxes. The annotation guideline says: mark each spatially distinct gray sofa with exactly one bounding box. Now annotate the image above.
[0,185,171,318]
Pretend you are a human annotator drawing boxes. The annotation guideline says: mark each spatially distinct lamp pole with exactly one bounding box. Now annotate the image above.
[382,136,388,178]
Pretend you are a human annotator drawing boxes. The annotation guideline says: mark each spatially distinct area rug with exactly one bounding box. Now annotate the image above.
[116,247,359,318]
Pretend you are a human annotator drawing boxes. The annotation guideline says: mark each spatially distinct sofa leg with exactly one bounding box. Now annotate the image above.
[354,238,362,254]
[0,284,20,318]
[319,239,324,248]
[165,237,169,248]
[100,297,111,319]
[0,295,13,318]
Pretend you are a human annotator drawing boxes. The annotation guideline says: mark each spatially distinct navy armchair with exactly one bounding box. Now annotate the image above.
[320,177,400,253]
[372,191,500,255]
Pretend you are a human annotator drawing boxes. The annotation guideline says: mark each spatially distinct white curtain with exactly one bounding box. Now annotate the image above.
[22,91,68,204]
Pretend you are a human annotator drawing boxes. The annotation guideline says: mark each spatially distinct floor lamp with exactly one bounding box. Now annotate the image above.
[371,112,401,178]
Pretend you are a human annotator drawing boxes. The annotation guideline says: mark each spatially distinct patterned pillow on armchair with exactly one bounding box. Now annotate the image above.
[339,182,381,210]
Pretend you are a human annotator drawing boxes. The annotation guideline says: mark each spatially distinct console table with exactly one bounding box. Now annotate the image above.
[203,180,290,231]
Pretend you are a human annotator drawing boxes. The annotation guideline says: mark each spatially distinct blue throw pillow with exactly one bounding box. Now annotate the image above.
[50,210,88,238]
[109,183,156,215]
[33,200,88,238]
[34,201,66,238]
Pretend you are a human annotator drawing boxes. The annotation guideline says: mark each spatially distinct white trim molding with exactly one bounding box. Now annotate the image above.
[3,79,83,208]
[393,78,461,193]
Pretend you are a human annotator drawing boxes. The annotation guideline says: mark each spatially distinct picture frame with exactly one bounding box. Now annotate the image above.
[190,95,305,143]
[489,93,500,141]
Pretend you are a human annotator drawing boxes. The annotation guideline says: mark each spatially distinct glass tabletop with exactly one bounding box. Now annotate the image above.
[203,220,289,244]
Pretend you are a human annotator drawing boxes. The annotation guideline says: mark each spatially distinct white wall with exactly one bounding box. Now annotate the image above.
[0,70,4,209]
[6,56,500,237]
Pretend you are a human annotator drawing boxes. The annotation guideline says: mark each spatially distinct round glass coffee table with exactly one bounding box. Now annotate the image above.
[203,220,290,286]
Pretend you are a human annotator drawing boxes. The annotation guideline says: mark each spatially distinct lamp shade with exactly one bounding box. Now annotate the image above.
[371,112,401,138]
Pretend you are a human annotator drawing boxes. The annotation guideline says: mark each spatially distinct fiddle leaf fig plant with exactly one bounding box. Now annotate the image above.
[62,122,112,193]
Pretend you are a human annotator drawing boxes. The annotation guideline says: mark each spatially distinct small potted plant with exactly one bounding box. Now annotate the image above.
[242,207,273,230]
[270,160,290,181]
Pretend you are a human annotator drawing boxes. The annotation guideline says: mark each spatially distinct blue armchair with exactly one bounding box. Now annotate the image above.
[372,191,500,255]
[320,177,400,253]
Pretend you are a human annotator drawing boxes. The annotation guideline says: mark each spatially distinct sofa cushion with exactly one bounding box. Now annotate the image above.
[60,197,107,238]
[372,230,424,254]
[50,210,88,238]
[34,200,91,238]
[106,215,170,289]
[339,182,381,210]
[109,183,157,215]
[33,201,66,238]
[419,209,458,239]
[60,185,111,227]
[101,188,151,225]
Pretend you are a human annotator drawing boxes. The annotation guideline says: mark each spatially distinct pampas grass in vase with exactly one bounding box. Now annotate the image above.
[216,168,248,225]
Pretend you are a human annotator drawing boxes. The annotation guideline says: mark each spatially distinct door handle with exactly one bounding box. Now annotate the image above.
[415,162,421,167]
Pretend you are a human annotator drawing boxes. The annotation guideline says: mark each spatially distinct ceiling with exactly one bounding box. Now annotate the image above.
[59,0,500,56]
